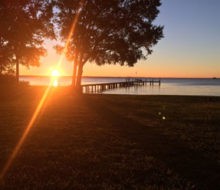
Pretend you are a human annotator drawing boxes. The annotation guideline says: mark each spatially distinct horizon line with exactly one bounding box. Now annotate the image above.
[19,75,218,79]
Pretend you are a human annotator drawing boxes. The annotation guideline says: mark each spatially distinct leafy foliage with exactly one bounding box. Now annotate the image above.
[55,0,163,65]
[0,0,54,76]
[55,0,163,90]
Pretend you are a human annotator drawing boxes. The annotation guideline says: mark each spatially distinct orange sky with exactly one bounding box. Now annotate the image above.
[20,39,220,78]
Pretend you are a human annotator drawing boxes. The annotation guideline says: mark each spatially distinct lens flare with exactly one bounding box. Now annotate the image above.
[0,0,85,180]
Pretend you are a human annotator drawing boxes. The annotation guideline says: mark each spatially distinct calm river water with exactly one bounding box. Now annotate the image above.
[20,76,220,96]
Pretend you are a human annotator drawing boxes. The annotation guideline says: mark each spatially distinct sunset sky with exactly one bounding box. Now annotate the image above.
[21,0,220,78]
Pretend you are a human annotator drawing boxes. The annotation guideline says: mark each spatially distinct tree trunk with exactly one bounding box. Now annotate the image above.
[75,62,83,94]
[16,59,19,83]
[72,53,78,88]
[0,64,2,75]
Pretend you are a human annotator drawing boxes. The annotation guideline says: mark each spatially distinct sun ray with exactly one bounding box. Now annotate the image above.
[0,0,85,180]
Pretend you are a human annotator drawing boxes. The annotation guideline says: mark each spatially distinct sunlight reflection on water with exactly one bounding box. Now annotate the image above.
[53,79,58,87]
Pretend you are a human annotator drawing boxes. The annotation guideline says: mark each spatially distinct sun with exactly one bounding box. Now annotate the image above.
[51,69,60,77]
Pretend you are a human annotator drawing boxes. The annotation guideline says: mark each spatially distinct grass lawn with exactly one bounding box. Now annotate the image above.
[0,86,220,189]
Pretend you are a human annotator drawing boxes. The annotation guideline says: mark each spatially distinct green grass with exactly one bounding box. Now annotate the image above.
[0,86,220,189]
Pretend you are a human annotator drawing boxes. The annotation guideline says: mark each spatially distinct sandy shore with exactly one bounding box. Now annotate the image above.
[0,86,220,189]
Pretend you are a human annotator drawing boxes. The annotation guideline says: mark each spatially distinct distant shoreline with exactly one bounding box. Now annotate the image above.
[20,75,218,79]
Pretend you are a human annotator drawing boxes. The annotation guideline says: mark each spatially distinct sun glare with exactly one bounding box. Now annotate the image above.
[0,0,85,181]
[51,69,60,77]
[53,79,58,87]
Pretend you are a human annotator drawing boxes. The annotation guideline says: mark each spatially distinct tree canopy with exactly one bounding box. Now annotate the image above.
[0,0,54,80]
[1,0,163,88]
[55,0,163,91]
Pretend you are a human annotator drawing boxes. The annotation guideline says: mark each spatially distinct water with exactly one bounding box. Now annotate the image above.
[19,76,220,96]
[20,76,126,86]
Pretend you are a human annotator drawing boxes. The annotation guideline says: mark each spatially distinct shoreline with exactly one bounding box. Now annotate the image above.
[2,84,220,97]
[20,75,219,79]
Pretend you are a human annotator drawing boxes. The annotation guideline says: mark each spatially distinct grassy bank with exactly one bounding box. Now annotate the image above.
[0,86,220,189]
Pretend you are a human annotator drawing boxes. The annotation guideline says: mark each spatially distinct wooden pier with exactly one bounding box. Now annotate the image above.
[82,79,161,94]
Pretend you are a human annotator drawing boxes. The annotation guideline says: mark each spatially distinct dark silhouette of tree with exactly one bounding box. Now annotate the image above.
[0,0,54,81]
[55,0,163,92]
[0,43,13,75]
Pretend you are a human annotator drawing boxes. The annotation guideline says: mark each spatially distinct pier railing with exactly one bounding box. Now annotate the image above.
[82,79,161,94]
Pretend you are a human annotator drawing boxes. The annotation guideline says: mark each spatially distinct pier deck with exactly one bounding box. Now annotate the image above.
[82,79,161,94]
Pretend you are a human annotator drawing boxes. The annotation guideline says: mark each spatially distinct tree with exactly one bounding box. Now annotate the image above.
[0,0,54,81]
[55,0,163,92]
[0,42,13,75]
